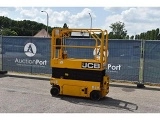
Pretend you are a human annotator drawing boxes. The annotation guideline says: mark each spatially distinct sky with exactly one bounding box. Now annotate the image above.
[0,7,160,36]
[0,0,160,37]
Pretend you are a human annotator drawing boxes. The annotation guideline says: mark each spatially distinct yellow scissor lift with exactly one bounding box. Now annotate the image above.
[50,28,109,100]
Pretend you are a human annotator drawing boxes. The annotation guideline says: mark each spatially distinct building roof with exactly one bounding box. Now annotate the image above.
[33,29,51,38]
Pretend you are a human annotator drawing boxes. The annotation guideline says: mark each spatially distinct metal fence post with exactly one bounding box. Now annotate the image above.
[31,37,33,74]
[0,35,2,71]
[137,39,145,88]
[0,35,7,74]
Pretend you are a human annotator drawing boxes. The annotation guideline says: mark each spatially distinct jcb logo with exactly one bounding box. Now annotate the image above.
[82,62,101,69]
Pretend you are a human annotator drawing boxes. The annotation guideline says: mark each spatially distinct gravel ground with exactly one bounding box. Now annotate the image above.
[0,74,160,113]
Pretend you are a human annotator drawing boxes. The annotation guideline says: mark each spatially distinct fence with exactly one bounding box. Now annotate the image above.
[1,36,160,84]
[106,40,141,82]
[2,36,51,74]
[0,35,2,71]
[144,40,160,83]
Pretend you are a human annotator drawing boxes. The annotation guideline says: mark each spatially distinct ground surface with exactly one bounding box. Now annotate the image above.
[0,74,160,113]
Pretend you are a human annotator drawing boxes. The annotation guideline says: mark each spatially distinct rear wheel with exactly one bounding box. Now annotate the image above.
[90,90,101,101]
[50,86,60,96]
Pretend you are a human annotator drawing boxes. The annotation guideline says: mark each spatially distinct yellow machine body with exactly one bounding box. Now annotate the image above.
[50,76,109,98]
[50,28,109,100]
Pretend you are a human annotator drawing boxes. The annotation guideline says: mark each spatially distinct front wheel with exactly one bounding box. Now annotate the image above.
[90,90,101,101]
[50,86,60,96]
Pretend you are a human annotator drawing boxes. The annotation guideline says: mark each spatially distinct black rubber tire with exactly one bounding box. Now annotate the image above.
[90,90,101,101]
[50,86,60,96]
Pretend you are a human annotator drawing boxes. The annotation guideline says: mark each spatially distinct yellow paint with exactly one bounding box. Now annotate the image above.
[50,76,109,98]
[50,28,110,100]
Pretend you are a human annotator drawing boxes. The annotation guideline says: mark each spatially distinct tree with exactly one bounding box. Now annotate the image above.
[146,31,150,40]
[130,28,160,40]
[63,23,68,28]
[135,34,140,40]
[125,35,129,39]
[130,35,134,40]
[135,35,138,39]
[109,21,127,39]
[108,32,114,39]
[0,28,18,36]
[0,16,56,36]
[155,28,160,40]
[151,29,156,40]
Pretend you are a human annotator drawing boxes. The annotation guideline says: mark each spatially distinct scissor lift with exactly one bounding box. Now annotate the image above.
[50,28,109,100]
